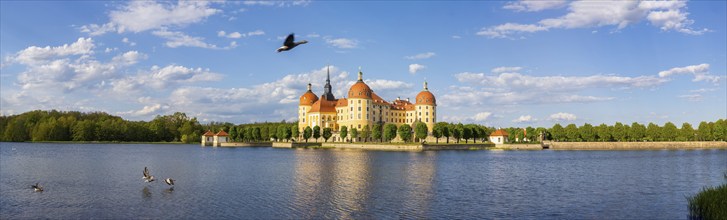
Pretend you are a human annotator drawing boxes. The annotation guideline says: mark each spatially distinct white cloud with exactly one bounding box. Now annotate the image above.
[504,0,567,12]
[242,1,310,7]
[122,37,136,46]
[11,38,94,65]
[409,64,426,74]
[111,64,223,93]
[678,94,703,102]
[492,66,522,73]
[548,112,577,121]
[513,115,536,123]
[455,72,667,91]
[81,1,220,35]
[474,112,493,121]
[658,63,720,83]
[218,30,265,39]
[152,29,234,49]
[405,52,436,60]
[480,0,708,38]
[118,104,171,117]
[326,38,358,49]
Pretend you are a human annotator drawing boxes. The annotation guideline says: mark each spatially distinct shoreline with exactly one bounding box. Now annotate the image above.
[546,141,727,150]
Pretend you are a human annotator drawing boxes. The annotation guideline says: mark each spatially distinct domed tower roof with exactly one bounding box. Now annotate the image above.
[415,81,436,105]
[300,83,319,106]
[348,68,373,99]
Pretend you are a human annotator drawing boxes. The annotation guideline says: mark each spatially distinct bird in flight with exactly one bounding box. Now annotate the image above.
[31,183,43,192]
[277,33,308,52]
[143,167,155,183]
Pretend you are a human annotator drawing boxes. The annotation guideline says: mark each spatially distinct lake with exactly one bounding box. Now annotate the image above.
[1,142,725,219]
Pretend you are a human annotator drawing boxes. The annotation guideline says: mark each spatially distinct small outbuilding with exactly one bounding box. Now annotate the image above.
[489,129,509,145]
[201,130,229,147]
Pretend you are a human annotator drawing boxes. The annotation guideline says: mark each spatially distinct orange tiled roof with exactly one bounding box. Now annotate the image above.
[371,92,389,105]
[308,96,337,113]
[203,130,215,136]
[490,129,509,137]
[300,90,318,106]
[336,97,348,107]
[416,90,436,105]
[216,130,229,136]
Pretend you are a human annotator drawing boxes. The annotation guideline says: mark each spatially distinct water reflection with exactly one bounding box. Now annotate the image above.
[403,151,435,218]
[142,186,151,199]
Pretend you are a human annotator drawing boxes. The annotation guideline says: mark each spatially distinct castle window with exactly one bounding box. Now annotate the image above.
[426,106,429,109]
[358,106,361,111]
[358,100,361,104]
[426,118,429,122]
[426,112,429,116]
[358,114,361,119]
[358,124,361,129]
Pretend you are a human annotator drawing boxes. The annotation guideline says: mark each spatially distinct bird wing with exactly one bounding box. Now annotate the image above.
[284,34,295,47]
[143,167,150,178]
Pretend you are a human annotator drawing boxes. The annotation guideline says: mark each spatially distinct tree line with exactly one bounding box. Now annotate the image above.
[1,110,724,143]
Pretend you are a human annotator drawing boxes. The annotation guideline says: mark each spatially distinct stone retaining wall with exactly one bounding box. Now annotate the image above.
[548,141,727,150]
[219,142,271,147]
[497,144,543,150]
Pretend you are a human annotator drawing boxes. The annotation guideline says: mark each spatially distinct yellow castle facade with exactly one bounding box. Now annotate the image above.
[298,68,436,137]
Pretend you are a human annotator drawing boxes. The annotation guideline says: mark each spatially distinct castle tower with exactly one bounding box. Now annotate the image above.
[415,80,436,132]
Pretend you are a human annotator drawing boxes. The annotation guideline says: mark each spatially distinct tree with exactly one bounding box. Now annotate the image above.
[646,123,659,141]
[550,124,564,141]
[713,120,725,141]
[339,126,348,142]
[441,123,451,143]
[630,122,645,142]
[230,126,239,141]
[432,123,444,143]
[662,122,678,141]
[680,122,695,141]
[4,118,29,142]
[372,123,382,142]
[415,122,428,143]
[524,126,536,143]
[253,127,262,142]
[291,124,299,142]
[303,126,312,143]
[579,123,596,142]
[350,128,359,142]
[452,124,462,143]
[276,125,286,142]
[384,124,397,142]
[612,122,626,142]
[565,124,579,142]
[361,125,371,142]
[322,128,332,142]
[398,124,412,143]
[595,123,611,142]
[462,125,472,143]
[72,120,97,141]
[312,125,321,142]
[697,121,711,141]
[245,127,253,142]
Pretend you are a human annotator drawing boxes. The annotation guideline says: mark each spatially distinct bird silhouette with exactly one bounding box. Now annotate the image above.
[142,167,155,183]
[277,33,308,52]
[164,178,175,186]
[31,183,43,192]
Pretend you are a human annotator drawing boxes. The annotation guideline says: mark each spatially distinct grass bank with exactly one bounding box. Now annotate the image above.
[688,172,727,220]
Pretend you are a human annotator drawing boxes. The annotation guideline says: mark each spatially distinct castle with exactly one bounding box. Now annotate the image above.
[298,68,436,141]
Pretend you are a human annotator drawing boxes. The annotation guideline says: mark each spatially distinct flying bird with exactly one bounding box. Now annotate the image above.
[164,178,175,186]
[143,167,155,183]
[277,33,308,52]
[31,183,43,192]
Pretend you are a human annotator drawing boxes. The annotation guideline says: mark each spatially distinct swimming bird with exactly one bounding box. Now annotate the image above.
[164,178,175,186]
[143,167,155,183]
[31,183,43,192]
[277,33,308,52]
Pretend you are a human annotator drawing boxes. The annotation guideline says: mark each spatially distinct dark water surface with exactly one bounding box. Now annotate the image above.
[1,142,725,219]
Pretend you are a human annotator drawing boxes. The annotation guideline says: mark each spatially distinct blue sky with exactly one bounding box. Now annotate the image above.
[1,0,725,127]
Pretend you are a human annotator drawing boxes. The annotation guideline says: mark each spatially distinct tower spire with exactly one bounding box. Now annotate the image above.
[322,65,335,100]
[423,80,428,91]
[357,66,363,81]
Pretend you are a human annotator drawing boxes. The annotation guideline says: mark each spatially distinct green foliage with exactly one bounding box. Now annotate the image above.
[452,123,463,143]
[372,123,382,142]
[688,176,727,220]
[291,124,299,141]
[312,125,321,142]
[361,125,371,142]
[630,122,645,141]
[565,124,579,142]
[303,126,312,142]
[579,123,595,142]
[596,123,611,142]
[253,127,262,141]
[462,125,472,143]
[432,123,444,143]
[339,126,348,142]
[383,124,397,142]
[398,124,412,143]
[350,128,359,142]
[550,124,564,141]
[662,122,678,141]
[322,128,332,142]
[415,122,428,142]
